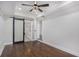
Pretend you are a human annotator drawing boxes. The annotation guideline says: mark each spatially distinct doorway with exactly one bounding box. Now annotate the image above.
[13,17,25,44]
[25,20,33,41]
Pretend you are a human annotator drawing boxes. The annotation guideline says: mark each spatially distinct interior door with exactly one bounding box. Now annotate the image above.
[25,20,33,41]
[13,18,24,44]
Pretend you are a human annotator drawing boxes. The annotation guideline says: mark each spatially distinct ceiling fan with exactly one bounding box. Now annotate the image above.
[22,1,49,12]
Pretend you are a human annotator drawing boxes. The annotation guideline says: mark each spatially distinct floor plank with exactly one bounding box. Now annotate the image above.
[1,40,76,57]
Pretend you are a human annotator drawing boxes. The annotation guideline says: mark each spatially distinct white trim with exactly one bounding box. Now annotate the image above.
[0,42,12,56]
[39,40,78,56]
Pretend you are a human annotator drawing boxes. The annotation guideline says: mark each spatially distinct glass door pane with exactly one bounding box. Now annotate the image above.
[14,20,23,42]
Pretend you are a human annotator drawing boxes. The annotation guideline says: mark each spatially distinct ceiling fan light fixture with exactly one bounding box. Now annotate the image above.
[22,1,49,12]
[33,9,38,14]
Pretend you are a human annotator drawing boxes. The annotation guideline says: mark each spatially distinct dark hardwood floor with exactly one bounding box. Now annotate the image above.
[1,40,76,57]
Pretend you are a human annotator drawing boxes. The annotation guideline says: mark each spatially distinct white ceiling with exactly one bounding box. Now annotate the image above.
[14,1,66,18]
[0,1,74,19]
[45,1,79,20]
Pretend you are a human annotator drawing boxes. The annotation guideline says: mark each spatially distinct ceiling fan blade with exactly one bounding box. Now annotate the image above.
[22,4,33,6]
[38,8,43,12]
[29,9,33,12]
[38,4,49,7]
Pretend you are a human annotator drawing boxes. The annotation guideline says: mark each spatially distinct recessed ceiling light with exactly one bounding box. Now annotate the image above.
[18,8,22,10]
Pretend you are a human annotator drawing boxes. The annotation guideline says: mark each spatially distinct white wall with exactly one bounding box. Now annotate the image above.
[25,19,40,41]
[42,12,79,56]
[0,16,5,55]
[0,16,13,55]
[4,18,13,44]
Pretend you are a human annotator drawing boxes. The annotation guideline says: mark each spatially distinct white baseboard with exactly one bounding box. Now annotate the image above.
[39,40,78,56]
[0,46,4,56]
[0,41,12,56]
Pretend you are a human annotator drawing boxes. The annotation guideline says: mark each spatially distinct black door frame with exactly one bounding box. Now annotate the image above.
[13,17,25,44]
